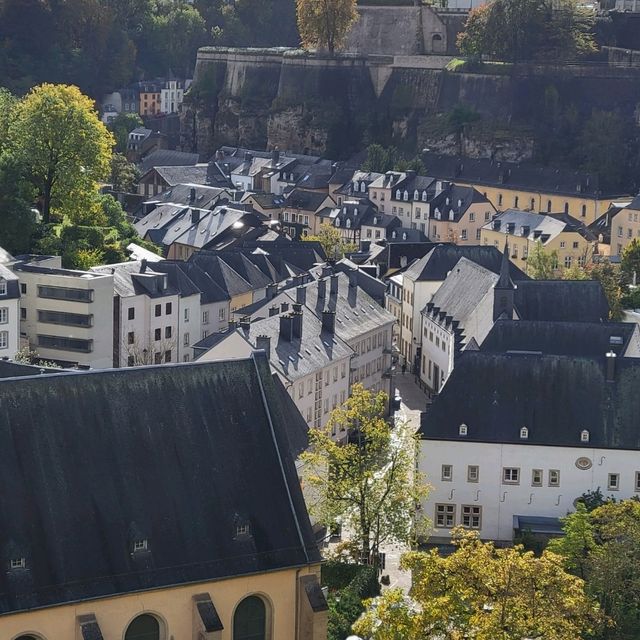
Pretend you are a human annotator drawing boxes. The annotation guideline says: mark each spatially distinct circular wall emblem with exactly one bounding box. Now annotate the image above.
[575,457,592,470]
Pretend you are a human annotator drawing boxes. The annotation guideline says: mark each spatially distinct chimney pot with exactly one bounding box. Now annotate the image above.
[256,335,271,359]
[330,274,339,295]
[296,285,306,305]
[189,187,196,202]
[269,305,279,317]
[318,278,327,300]
[191,208,200,224]
[280,301,289,313]
[348,268,358,288]
[322,309,336,334]
[292,311,303,338]
[279,314,294,341]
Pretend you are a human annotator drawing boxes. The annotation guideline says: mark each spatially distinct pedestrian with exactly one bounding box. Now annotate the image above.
[401,362,406,375]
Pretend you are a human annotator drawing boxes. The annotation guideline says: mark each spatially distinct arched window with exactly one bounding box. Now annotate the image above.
[403,190,408,201]
[335,218,340,227]
[125,614,160,640]
[346,218,352,228]
[234,596,267,640]
[414,190,419,200]
[520,427,529,439]
[547,200,552,212]
[396,189,401,200]
[564,202,569,214]
[422,191,427,202]
[360,181,366,193]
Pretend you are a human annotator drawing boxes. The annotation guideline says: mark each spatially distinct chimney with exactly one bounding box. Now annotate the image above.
[606,351,616,382]
[189,187,196,203]
[330,274,339,295]
[360,240,371,253]
[296,285,306,305]
[280,301,289,313]
[318,278,327,300]
[191,208,200,224]
[140,258,148,273]
[266,283,277,300]
[280,314,293,341]
[348,268,358,289]
[292,311,303,338]
[293,303,302,313]
[272,146,280,165]
[321,265,332,278]
[239,316,251,330]
[215,148,224,162]
[256,335,271,359]
[228,320,238,331]
[269,305,279,317]
[244,151,253,163]
[322,310,336,334]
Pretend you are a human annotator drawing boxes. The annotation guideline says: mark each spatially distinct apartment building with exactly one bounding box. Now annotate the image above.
[13,256,114,368]
[0,264,21,359]
[92,260,201,367]
[589,196,640,258]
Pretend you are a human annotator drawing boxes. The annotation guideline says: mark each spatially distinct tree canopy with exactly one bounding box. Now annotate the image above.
[9,84,114,224]
[301,384,428,568]
[303,225,358,259]
[355,528,603,640]
[296,0,358,54]
[457,0,597,62]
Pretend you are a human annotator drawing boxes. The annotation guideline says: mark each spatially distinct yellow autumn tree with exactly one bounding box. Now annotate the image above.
[296,0,358,54]
[355,528,603,640]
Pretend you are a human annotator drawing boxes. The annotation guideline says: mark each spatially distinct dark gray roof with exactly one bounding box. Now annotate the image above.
[371,242,436,272]
[0,360,61,378]
[0,264,20,300]
[285,189,329,212]
[481,319,638,357]
[153,184,231,210]
[420,352,640,450]
[404,244,529,282]
[152,166,209,187]
[140,150,199,173]
[0,355,319,615]
[429,184,490,222]
[514,280,610,322]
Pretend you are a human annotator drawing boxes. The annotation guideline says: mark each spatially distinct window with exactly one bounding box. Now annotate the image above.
[155,304,161,317]
[165,302,172,314]
[183,333,190,346]
[520,426,528,439]
[10,557,25,569]
[469,212,475,222]
[165,326,172,339]
[184,308,190,322]
[125,613,160,640]
[461,229,467,240]
[459,424,467,436]
[503,467,520,484]
[128,331,135,345]
[573,241,579,249]
[324,398,329,414]
[441,464,453,481]
[0,308,7,324]
[233,595,267,640]
[128,355,135,366]
[514,196,519,208]
[635,471,640,492]
[617,226,624,238]
[237,523,250,536]
[20,283,26,294]
[20,308,26,320]
[564,202,569,214]
[154,328,161,341]
[219,307,225,321]
[128,307,135,320]
[298,384,304,399]
[462,505,482,529]
[547,200,552,212]
[37,334,91,352]
[548,469,560,486]
[154,352,162,364]
[485,211,491,221]
[435,504,455,528]
[133,539,148,551]
[38,285,92,302]
[560,241,566,248]
[202,310,210,325]
[608,473,619,491]
[498,194,503,207]
[0,281,6,296]
[38,310,92,327]
[580,429,589,442]
[467,465,479,482]
[183,354,190,362]
[165,350,172,362]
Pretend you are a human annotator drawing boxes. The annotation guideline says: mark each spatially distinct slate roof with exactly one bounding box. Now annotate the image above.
[421,152,626,198]
[0,360,62,378]
[151,165,209,187]
[486,209,597,243]
[429,185,491,222]
[480,319,639,357]
[140,150,199,173]
[404,244,529,283]
[628,194,640,210]
[0,355,320,615]
[0,264,20,299]
[285,189,330,212]
[588,202,633,245]
[388,227,428,242]
[514,280,610,322]
[334,170,384,196]
[370,242,436,273]
[152,184,231,210]
[419,351,640,450]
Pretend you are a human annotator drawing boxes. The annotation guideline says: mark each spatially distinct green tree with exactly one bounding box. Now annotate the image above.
[457,0,596,62]
[9,84,114,224]
[301,384,428,568]
[526,240,558,278]
[0,88,17,154]
[585,260,623,320]
[108,112,143,154]
[0,153,37,254]
[111,153,140,193]
[304,225,357,259]
[296,0,358,54]
[552,500,640,639]
[355,529,603,640]
[620,238,640,285]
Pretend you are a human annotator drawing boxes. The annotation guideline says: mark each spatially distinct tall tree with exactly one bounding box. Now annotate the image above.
[355,529,603,640]
[0,153,37,254]
[303,225,357,259]
[526,240,558,278]
[301,384,428,567]
[9,84,114,224]
[584,260,623,320]
[296,0,358,54]
[620,237,640,285]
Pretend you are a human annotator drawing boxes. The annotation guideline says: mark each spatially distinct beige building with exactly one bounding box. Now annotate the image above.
[480,209,597,275]
[0,355,326,640]
[12,256,114,368]
[589,197,639,259]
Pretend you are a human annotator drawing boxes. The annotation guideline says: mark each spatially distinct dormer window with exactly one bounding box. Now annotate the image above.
[360,182,366,193]
[414,190,419,200]
[445,197,450,206]
[373,216,378,225]
[354,207,358,216]
[422,191,427,201]
[0,281,6,296]
[133,539,148,552]
[459,424,468,436]
[346,219,352,229]
[580,429,590,443]
[10,557,25,569]
[391,230,397,239]
[457,199,462,208]
[402,232,407,240]
[520,427,529,439]
[396,189,401,200]
[403,190,409,201]
[335,219,340,227]
[236,523,250,536]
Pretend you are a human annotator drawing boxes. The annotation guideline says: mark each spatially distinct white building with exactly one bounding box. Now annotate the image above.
[92,260,201,366]
[0,265,21,358]
[419,349,640,543]
[13,257,114,368]
[160,80,185,114]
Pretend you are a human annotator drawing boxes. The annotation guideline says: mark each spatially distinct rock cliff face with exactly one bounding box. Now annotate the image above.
[182,47,640,162]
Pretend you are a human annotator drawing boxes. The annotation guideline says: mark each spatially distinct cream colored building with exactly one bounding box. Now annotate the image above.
[589,197,639,259]
[12,256,114,368]
[480,209,597,275]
